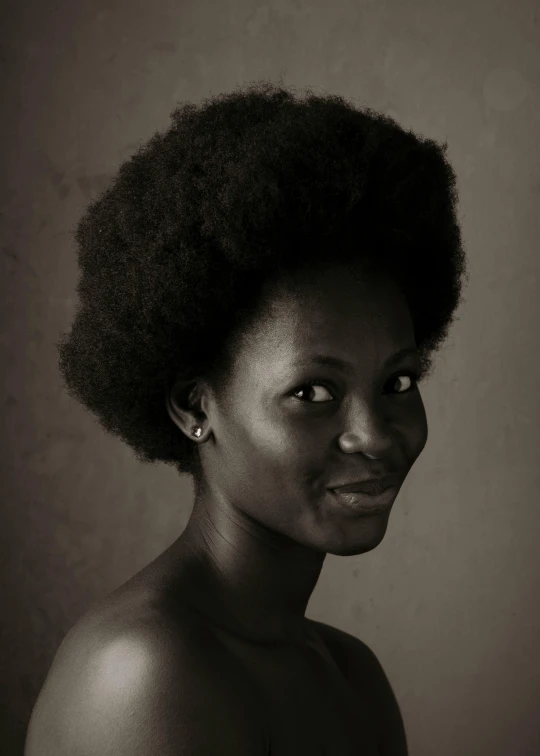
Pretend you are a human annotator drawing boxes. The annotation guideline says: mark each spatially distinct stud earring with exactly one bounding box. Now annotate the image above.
[191,425,203,438]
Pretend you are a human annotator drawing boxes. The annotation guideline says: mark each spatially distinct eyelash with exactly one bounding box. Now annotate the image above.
[292,371,420,402]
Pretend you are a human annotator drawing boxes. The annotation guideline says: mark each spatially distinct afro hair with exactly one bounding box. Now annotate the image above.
[56,79,468,479]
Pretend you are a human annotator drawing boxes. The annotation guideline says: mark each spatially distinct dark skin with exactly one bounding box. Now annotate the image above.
[25,261,428,755]
[164,261,427,641]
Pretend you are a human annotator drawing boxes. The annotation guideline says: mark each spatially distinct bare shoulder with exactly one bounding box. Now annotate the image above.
[307,619,409,756]
[25,594,266,756]
[307,618,376,669]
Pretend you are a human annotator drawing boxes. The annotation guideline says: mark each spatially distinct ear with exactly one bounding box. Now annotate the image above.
[165,379,209,441]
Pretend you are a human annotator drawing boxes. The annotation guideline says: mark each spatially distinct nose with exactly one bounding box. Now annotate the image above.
[337,400,395,459]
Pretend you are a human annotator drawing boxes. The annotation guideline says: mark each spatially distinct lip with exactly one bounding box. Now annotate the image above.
[329,475,402,496]
[330,486,399,514]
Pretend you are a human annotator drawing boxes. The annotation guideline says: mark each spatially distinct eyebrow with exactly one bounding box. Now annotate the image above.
[295,348,420,373]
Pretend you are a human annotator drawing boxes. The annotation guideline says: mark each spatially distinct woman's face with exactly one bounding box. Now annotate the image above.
[199,262,428,556]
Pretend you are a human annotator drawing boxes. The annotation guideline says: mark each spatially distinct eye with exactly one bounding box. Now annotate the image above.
[292,381,335,403]
[387,371,419,394]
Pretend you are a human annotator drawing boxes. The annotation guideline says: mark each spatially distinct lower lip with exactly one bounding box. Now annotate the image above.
[329,486,398,514]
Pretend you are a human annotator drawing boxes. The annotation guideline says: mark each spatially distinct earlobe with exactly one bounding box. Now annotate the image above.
[165,380,207,439]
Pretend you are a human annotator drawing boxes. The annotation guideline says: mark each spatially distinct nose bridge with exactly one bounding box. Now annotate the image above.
[340,391,394,455]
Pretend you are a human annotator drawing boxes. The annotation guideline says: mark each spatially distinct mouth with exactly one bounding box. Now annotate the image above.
[329,485,399,514]
[329,474,402,496]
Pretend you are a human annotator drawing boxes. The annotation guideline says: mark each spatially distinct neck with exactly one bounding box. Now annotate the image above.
[162,489,327,645]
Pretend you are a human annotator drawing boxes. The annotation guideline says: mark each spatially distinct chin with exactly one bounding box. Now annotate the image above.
[325,540,385,557]
[321,523,389,557]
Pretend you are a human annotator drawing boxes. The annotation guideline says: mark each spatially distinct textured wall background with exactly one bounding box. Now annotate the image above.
[1,1,539,754]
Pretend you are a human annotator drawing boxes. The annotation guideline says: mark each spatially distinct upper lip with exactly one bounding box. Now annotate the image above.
[330,474,402,494]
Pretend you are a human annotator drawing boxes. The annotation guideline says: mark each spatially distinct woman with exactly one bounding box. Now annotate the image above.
[25,81,467,755]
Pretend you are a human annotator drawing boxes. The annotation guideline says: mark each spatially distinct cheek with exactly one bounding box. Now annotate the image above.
[405,398,428,460]
[217,402,327,489]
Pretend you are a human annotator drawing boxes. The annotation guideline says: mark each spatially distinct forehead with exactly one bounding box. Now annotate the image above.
[239,265,415,362]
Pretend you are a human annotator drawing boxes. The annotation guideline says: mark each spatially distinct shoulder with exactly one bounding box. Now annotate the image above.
[307,618,374,667]
[307,617,386,689]
[307,619,409,756]
[25,597,266,756]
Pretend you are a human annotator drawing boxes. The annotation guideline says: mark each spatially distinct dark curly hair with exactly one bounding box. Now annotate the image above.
[56,79,467,481]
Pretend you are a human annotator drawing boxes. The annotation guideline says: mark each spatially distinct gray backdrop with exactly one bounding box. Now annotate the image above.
[1,1,539,754]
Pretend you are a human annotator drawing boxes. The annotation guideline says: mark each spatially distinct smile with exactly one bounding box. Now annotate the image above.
[329,486,399,515]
